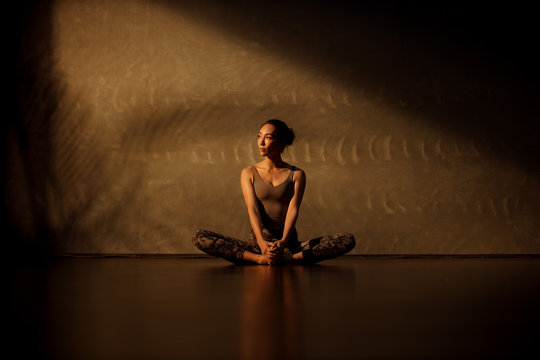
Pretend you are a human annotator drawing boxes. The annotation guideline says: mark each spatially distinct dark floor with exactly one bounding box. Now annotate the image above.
[11,256,540,360]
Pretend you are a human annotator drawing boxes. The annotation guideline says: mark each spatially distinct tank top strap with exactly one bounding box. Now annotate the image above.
[288,165,295,178]
[251,165,266,185]
[250,165,259,179]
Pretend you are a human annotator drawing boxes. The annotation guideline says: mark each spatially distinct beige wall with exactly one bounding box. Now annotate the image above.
[9,0,540,254]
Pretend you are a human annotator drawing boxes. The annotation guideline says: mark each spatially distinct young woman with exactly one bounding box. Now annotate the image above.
[192,119,356,264]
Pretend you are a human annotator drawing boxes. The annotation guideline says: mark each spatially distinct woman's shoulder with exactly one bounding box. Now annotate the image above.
[287,165,305,183]
[288,164,304,173]
[241,165,255,175]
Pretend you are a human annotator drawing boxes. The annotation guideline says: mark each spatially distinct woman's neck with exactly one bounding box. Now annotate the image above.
[261,155,286,170]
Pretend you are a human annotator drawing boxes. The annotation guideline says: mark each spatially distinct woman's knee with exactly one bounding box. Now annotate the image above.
[192,229,214,249]
[340,232,356,252]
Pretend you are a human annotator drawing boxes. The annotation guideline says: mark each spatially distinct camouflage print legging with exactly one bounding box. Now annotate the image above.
[192,221,356,264]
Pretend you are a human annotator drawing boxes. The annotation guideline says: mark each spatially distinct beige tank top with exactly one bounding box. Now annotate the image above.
[251,165,295,222]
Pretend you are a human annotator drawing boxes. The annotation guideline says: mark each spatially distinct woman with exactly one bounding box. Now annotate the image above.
[192,119,356,264]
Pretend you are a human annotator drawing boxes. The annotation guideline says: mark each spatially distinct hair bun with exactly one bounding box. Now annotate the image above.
[283,127,295,146]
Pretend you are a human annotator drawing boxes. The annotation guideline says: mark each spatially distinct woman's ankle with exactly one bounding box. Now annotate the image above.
[256,254,270,265]
[243,251,269,265]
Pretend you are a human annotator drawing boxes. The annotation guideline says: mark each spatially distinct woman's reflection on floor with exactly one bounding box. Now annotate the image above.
[240,265,303,360]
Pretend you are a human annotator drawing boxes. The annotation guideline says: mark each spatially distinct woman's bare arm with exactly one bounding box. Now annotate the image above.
[240,167,270,253]
[278,169,306,247]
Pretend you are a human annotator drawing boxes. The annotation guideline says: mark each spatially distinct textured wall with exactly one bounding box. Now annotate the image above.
[8,0,540,254]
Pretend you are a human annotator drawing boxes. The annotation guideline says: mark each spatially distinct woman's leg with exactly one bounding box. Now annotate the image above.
[192,229,264,264]
[291,232,356,264]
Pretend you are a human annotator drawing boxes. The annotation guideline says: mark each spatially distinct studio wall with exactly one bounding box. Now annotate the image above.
[8,0,540,254]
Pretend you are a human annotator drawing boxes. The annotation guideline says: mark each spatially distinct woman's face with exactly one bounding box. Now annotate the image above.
[258,123,283,156]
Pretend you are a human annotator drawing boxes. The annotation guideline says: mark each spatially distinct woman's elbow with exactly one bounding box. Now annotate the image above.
[246,206,260,216]
[289,203,301,212]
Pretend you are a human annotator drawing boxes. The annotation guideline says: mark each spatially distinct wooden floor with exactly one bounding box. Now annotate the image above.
[11,256,540,359]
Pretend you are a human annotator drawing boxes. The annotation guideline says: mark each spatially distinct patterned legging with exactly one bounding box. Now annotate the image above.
[192,221,356,264]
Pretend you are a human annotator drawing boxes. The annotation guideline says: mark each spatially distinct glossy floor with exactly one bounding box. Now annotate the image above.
[12,256,540,359]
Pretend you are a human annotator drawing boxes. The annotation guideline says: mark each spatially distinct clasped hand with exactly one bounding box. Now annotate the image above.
[262,241,285,264]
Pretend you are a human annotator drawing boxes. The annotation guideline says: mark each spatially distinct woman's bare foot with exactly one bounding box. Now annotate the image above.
[243,250,270,265]
[266,248,294,265]
[256,254,270,265]
[280,248,294,264]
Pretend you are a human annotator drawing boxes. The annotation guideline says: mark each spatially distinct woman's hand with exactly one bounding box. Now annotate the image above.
[258,241,290,265]
[259,241,272,256]
[270,240,287,252]
[255,241,273,264]
[265,241,287,264]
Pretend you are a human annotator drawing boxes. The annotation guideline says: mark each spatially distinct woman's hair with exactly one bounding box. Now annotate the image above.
[260,119,295,152]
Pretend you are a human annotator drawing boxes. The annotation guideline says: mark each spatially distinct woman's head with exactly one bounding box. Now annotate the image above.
[258,119,295,155]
